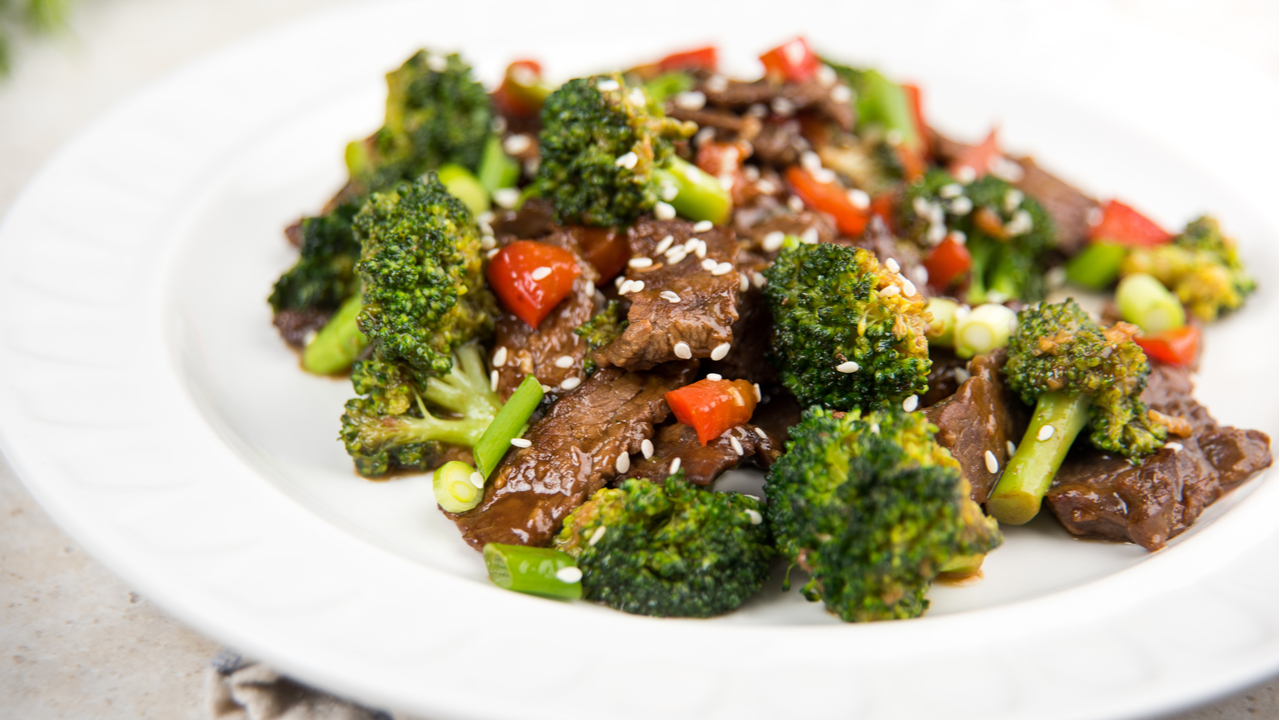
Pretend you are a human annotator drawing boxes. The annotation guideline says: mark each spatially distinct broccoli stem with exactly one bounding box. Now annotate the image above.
[1065,242,1126,289]
[655,156,731,225]
[436,163,489,216]
[988,391,1092,525]
[433,460,484,513]
[483,543,583,600]
[418,344,501,419]
[302,291,369,375]
[473,375,545,479]
[477,135,520,194]
[1116,272,1186,334]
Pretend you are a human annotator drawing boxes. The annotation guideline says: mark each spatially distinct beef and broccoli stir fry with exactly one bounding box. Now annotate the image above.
[268,38,1272,621]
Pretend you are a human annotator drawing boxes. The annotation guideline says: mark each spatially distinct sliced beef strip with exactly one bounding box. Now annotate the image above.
[925,349,1029,505]
[490,197,558,240]
[739,210,837,255]
[272,308,330,349]
[1046,367,1273,550]
[920,347,968,408]
[666,105,762,142]
[451,363,697,549]
[596,219,740,371]
[751,119,807,166]
[492,229,601,401]
[700,77,854,132]
[624,422,782,486]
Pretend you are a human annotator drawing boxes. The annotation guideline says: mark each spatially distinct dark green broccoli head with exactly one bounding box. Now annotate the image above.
[901,169,1055,304]
[354,173,496,383]
[762,240,932,411]
[553,475,773,618]
[1121,215,1256,322]
[268,198,362,314]
[536,73,695,226]
[346,50,493,194]
[574,299,628,375]
[766,407,1001,622]
[1005,299,1165,457]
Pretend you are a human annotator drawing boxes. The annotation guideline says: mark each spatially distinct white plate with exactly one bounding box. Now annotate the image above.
[0,2,1275,719]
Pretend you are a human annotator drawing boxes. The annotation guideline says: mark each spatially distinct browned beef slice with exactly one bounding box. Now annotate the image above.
[666,105,762,141]
[925,349,1028,505]
[596,219,740,371]
[751,119,806,166]
[705,283,777,386]
[921,347,968,408]
[492,230,600,402]
[491,198,558,240]
[740,210,836,254]
[452,363,697,549]
[625,422,782,486]
[699,77,853,132]
[272,309,330,349]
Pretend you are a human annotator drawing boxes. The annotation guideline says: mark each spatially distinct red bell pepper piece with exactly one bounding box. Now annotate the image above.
[1089,199,1172,247]
[492,60,546,118]
[784,165,868,237]
[1134,326,1200,366]
[901,83,931,160]
[869,192,898,234]
[487,241,581,328]
[948,128,1001,180]
[665,378,759,446]
[759,37,820,83]
[658,45,718,73]
[922,236,973,290]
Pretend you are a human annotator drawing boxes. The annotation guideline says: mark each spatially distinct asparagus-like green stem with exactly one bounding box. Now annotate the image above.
[1116,272,1185,334]
[477,135,520,194]
[655,156,731,225]
[1066,242,1126,289]
[473,375,545,479]
[925,297,960,347]
[989,391,1092,525]
[954,303,1016,359]
[433,460,485,514]
[436,163,489,216]
[302,292,368,375]
[483,542,583,600]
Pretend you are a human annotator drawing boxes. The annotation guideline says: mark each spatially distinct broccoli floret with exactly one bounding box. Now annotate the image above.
[990,299,1166,524]
[354,173,496,384]
[762,239,932,411]
[574,300,628,375]
[553,475,772,618]
[268,198,362,315]
[766,407,1001,622]
[1121,216,1256,321]
[346,50,493,194]
[536,73,708,226]
[901,169,1055,304]
[340,344,500,476]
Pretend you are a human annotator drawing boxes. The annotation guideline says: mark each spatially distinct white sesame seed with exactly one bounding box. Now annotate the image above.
[800,227,819,245]
[752,272,766,288]
[706,373,722,381]
[739,273,750,293]
[426,53,448,72]
[1006,209,1033,236]
[555,566,583,584]
[596,78,620,92]
[490,370,499,392]
[939,183,964,199]
[730,436,744,457]
[742,165,760,181]
[754,427,767,440]
[988,155,1025,182]
[711,342,731,361]
[762,231,786,252]
[555,355,574,368]
[561,376,581,391]
[669,457,682,475]
[901,278,918,297]
[588,525,607,546]
[665,247,688,265]
[628,87,647,107]
[616,452,630,474]
[771,97,796,117]
[660,290,681,303]
[486,247,500,259]
[628,256,653,269]
[926,223,948,245]
[480,235,496,250]
[1007,440,1017,456]
[502,134,532,155]
[914,266,930,285]
[1087,207,1104,227]
[836,361,860,373]
[1037,424,1056,441]
[493,346,508,367]
[955,166,978,184]
[948,196,974,216]
[847,188,871,209]
[711,262,734,276]
[695,240,708,259]
[617,280,634,295]
[641,438,654,459]
[753,383,762,401]
[705,75,728,93]
[954,367,971,384]
[654,235,675,254]
[470,471,485,488]
[493,188,520,209]
[693,220,714,233]
[800,151,822,171]
[616,151,638,169]
[510,437,532,448]
[1046,266,1067,290]
[744,508,763,525]
[830,84,852,103]
[701,258,718,271]
[879,284,901,298]
[985,451,999,474]
[815,63,838,86]
[682,237,699,253]
[1004,189,1025,213]
[614,275,626,288]
[903,395,919,412]
[673,342,693,360]
[1165,441,1184,453]
[719,173,736,192]
[885,258,901,273]
[661,183,679,201]
[912,196,931,216]
[674,90,707,111]
[947,230,967,245]
[655,201,676,220]
[885,128,904,146]
[812,167,837,184]
[530,266,553,281]
[787,195,805,212]
[755,179,777,194]
[632,279,647,292]
[694,126,716,146]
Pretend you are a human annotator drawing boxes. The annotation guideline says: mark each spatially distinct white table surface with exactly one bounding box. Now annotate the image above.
[0,1,1275,718]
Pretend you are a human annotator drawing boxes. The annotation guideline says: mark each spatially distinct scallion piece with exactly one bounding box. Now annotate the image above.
[436,163,489,216]
[1065,242,1127,289]
[301,292,368,375]
[925,297,961,347]
[655,155,731,225]
[953,303,1017,359]
[477,135,520,194]
[483,543,583,600]
[1116,272,1185,334]
[473,375,545,478]
[433,460,485,514]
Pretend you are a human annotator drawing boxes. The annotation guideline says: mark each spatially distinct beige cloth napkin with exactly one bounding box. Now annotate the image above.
[205,650,400,720]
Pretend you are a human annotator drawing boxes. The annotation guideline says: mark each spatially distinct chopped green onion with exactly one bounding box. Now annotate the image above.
[301,292,368,375]
[473,375,545,478]
[642,71,695,104]
[477,135,520,194]
[1116,272,1185,334]
[1065,242,1127,289]
[925,297,961,347]
[433,460,485,514]
[655,156,731,225]
[483,543,583,600]
[437,163,489,216]
[953,303,1017,359]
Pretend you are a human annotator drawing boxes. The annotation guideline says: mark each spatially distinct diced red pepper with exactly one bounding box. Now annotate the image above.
[1089,199,1172,247]
[696,140,750,204]
[658,45,718,73]
[785,165,869,237]
[575,226,628,283]
[922,236,973,290]
[665,378,759,446]
[759,37,820,83]
[493,60,546,118]
[901,83,931,160]
[1134,326,1200,366]
[487,241,581,328]
[870,192,898,234]
[948,128,1001,180]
